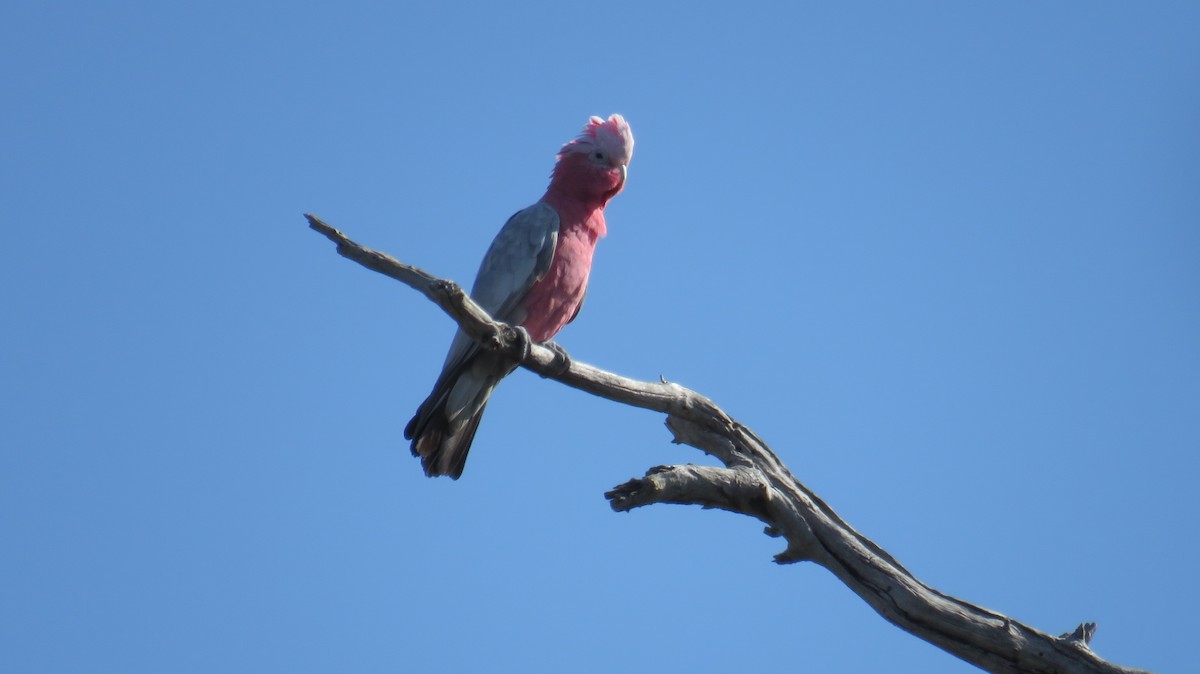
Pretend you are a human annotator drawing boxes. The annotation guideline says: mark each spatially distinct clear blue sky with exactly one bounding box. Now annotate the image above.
[3,2,1197,672]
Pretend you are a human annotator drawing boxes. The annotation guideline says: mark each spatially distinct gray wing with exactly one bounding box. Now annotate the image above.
[439,202,559,373]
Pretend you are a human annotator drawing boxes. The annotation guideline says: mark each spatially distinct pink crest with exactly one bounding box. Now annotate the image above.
[559,114,634,165]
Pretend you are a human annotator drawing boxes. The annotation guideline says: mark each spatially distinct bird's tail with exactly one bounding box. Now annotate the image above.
[404,351,513,479]
[404,398,487,480]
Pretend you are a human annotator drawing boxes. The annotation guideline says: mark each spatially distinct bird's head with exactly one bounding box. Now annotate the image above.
[550,114,634,203]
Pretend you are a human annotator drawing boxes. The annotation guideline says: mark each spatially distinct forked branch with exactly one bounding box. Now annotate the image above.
[308,213,1149,674]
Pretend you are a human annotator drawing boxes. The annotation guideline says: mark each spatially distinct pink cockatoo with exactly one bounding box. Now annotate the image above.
[405,114,635,478]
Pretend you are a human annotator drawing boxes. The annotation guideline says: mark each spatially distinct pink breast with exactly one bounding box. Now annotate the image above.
[521,225,598,343]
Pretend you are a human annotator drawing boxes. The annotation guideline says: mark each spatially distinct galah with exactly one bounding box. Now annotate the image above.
[405,114,635,479]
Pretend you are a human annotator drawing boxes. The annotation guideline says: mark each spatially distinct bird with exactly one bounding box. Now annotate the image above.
[404,114,635,479]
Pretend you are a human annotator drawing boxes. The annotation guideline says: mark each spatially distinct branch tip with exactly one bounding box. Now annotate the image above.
[604,478,643,512]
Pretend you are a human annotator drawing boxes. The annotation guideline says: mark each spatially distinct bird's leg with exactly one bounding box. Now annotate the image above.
[540,340,573,377]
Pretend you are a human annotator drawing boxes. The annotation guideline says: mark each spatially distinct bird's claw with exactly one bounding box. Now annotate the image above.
[512,325,532,362]
[541,341,572,377]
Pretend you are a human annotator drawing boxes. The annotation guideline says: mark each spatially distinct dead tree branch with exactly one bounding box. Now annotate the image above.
[307,213,1151,674]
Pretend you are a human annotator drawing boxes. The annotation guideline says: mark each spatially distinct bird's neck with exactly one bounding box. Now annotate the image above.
[542,157,612,237]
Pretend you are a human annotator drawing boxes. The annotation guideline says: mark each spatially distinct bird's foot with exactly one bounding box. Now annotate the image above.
[511,325,533,362]
[541,340,572,377]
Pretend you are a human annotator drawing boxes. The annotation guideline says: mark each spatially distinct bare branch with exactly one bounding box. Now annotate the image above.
[308,214,1152,674]
[605,463,762,511]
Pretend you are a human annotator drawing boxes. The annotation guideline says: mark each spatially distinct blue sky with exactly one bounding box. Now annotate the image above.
[3,2,1197,672]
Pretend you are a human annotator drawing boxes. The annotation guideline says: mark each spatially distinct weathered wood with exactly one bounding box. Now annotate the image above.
[308,214,1152,674]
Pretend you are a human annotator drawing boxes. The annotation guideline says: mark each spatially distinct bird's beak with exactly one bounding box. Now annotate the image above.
[617,164,627,190]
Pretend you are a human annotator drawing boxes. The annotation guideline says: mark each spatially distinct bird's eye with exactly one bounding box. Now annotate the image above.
[592,151,606,161]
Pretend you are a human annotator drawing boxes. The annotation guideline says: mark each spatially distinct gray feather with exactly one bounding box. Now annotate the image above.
[437,203,559,377]
[406,202,560,478]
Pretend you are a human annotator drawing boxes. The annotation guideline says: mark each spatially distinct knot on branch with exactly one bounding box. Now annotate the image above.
[429,278,465,301]
[1059,621,1097,646]
[666,416,751,468]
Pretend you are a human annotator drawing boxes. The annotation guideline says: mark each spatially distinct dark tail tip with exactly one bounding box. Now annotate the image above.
[408,406,484,480]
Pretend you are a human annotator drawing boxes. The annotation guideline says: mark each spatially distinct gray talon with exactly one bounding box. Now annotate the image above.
[513,325,532,362]
[542,341,572,377]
